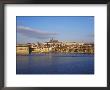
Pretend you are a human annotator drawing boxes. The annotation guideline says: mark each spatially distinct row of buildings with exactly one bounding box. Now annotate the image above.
[16,39,94,55]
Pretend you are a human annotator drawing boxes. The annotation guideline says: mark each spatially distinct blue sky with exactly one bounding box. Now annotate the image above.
[16,16,94,44]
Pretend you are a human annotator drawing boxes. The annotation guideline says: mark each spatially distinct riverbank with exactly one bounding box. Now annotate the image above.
[17,53,94,57]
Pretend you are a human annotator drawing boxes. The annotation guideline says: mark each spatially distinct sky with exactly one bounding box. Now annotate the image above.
[16,16,94,44]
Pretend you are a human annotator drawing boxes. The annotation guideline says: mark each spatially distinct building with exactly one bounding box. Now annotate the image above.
[16,45,29,55]
[16,39,94,54]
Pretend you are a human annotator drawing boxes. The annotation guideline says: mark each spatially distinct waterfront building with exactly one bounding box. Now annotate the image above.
[16,45,29,55]
[16,39,94,54]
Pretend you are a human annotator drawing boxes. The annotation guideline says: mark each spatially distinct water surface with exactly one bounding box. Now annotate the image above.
[16,54,94,74]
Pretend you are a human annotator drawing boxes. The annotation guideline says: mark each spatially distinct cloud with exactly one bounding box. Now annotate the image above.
[17,26,58,39]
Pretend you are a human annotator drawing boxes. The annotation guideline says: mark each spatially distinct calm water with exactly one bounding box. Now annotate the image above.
[16,54,94,74]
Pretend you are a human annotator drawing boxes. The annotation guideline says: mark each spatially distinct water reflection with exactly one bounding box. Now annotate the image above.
[16,54,94,74]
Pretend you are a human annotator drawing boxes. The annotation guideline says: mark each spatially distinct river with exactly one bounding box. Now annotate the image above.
[16,54,94,74]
